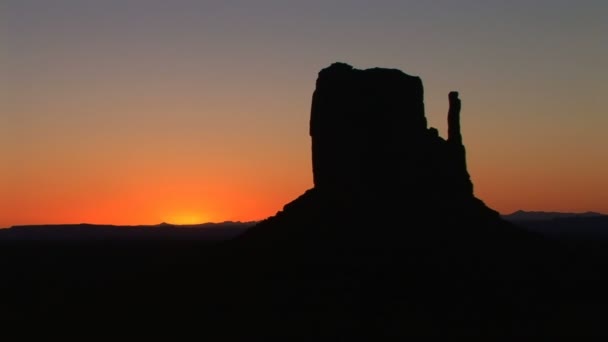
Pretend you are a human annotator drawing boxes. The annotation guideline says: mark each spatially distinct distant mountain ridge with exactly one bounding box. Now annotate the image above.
[503,210,605,221]
[503,211,608,240]
[0,221,256,242]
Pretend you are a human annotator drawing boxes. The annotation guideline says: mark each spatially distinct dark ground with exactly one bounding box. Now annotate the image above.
[2,220,608,337]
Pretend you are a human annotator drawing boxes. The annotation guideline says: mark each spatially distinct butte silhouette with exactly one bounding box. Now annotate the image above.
[227,63,562,336]
[239,62,525,251]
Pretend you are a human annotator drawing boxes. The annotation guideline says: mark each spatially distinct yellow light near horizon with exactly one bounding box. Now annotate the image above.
[164,213,207,225]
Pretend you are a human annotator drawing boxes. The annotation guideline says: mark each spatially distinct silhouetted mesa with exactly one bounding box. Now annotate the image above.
[310,63,426,194]
[241,62,511,246]
[310,63,475,202]
[231,65,568,337]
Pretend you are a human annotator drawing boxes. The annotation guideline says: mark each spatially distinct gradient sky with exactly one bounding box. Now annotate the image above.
[1,0,607,227]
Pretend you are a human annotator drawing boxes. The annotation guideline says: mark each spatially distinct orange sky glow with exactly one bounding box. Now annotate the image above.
[1,1,607,227]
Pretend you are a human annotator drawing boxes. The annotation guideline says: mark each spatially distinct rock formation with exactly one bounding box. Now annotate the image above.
[232,64,555,335]
[240,62,514,247]
[309,62,427,196]
[447,91,462,144]
[309,63,473,202]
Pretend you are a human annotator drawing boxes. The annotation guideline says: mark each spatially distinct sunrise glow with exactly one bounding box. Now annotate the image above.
[1,1,606,228]
[163,213,206,225]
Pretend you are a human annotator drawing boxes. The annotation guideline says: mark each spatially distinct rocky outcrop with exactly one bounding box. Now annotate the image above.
[447,91,462,144]
[310,62,427,196]
[240,62,512,246]
[309,63,473,202]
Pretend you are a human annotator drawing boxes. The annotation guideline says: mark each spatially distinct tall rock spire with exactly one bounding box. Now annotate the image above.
[447,91,462,145]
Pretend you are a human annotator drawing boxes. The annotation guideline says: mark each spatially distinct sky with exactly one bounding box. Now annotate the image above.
[1,0,607,227]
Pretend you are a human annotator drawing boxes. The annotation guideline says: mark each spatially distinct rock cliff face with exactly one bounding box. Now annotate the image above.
[309,62,473,202]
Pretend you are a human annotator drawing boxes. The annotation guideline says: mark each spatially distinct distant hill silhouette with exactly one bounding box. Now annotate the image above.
[503,210,605,221]
[504,210,608,240]
[0,222,255,242]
